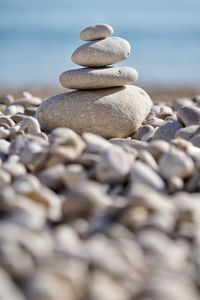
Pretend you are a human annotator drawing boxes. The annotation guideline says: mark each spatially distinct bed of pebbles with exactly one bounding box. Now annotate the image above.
[0,91,200,300]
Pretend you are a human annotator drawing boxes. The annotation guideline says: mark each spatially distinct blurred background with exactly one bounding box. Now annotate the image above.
[0,0,200,98]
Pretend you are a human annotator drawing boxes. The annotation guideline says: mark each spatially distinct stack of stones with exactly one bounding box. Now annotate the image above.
[37,24,152,138]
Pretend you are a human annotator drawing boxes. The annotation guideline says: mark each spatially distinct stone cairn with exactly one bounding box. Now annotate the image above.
[37,24,152,138]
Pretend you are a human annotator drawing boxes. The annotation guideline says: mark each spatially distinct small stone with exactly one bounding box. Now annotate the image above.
[62,164,88,189]
[138,149,158,170]
[0,169,11,187]
[190,134,200,147]
[47,128,86,165]
[13,92,41,107]
[186,172,200,192]
[82,132,111,154]
[0,139,10,155]
[130,161,165,191]
[177,105,200,126]
[37,86,152,138]
[2,161,27,177]
[88,271,128,300]
[145,115,166,127]
[0,268,26,300]
[95,145,131,183]
[0,94,14,105]
[80,23,113,41]
[4,105,25,115]
[158,105,174,118]
[147,140,171,160]
[159,148,195,179]
[38,164,66,190]
[132,124,154,140]
[62,180,111,219]
[175,125,200,140]
[153,120,183,141]
[26,271,76,300]
[71,37,131,67]
[173,98,193,111]
[59,67,138,89]
[0,127,10,139]
[168,175,184,193]
[74,152,100,167]
[141,127,158,142]
[0,116,15,127]
[110,138,148,151]
[192,94,200,105]
[18,116,41,135]
[27,185,61,221]
[12,174,41,195]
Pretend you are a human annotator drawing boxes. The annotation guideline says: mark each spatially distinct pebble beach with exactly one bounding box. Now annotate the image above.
[1,23,200,300]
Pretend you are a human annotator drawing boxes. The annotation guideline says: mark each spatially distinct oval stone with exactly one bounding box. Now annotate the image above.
[71,37,131,67]
[36,85,152,138]
[59,67,138,90]
[80,24,113,41]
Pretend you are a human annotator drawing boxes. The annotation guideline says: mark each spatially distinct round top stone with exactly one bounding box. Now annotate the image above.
[80,24,113,41]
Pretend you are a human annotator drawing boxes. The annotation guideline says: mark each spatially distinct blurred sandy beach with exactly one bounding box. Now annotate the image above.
[1,86,199,103]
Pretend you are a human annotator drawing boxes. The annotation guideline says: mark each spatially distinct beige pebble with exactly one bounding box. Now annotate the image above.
[2,161,27,177]
[159,148,195,179]
[37,86,152,138]
[130,161,165,191]
[82,132,111,154]
[0,127,10,139]
[80,23,113,41]
[38,164,66,190]
[0,139,10,155]
[0,169,11,187]
[59,66,138,89]
[27,185,62,221]
[62,164,88,189]
[0,116,15,127]
[4,105,25,115]
[95,145,132,183]
[0,94,14,105]
[72,36,131,67]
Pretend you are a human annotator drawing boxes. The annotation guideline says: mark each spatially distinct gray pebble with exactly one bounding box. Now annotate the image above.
[0,268,26,300]
[177,105,200,126]
[176,125,200,140]
[190,134,200,147]
[153,120,183,141]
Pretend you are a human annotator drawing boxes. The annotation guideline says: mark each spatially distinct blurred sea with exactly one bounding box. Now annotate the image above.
[0,0,200,88]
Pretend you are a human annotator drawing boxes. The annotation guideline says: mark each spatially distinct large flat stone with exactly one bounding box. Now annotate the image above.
[59,67,138,90]
[36,85,152,138]
[71,37,131,67]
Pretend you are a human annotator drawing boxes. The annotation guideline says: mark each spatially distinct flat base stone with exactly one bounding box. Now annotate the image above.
[36,85,152,138]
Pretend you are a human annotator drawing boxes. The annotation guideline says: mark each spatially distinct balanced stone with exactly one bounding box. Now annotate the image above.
[71,37,131,67]
[36,85,152,138]
[59,67,138,90]
[80,24,113,41]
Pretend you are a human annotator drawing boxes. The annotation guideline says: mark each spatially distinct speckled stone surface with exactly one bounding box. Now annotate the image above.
[36,85,152,138]
[80,24,113,41]
[71,37,131,67]
[59,67,138,90]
